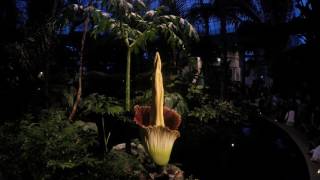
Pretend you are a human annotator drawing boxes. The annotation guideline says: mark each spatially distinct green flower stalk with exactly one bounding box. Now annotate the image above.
[134,52,181,166]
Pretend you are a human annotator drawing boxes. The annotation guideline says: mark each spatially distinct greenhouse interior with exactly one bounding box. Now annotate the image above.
[1,0,320,179]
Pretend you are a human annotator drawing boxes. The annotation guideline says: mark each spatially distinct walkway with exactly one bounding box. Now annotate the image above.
[267,119,320,180]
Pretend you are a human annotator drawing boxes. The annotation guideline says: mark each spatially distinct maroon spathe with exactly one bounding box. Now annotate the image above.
[134,105,181,130]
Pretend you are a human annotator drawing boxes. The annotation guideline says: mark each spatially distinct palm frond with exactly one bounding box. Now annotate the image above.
[107,0,133,15]
[130,28,158,53]
[157,15,199,40]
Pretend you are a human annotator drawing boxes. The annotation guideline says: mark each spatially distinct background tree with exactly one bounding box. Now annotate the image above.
[87,0,198,111]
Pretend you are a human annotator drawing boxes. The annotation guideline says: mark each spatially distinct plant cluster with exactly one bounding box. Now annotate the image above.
[0,109,145,180]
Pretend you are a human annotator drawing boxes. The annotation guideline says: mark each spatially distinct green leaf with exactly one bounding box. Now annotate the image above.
[102,0,107,7]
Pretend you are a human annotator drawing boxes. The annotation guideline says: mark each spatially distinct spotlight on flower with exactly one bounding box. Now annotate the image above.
[134,52,181,166]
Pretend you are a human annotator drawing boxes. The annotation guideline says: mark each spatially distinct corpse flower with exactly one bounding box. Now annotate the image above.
[134,52,181,166]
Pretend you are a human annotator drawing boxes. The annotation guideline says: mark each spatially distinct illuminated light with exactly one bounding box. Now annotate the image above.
[231,143,235,147]
[38,71,44,79]
[37,87,41,91]
[217,57,221,62]
[317,169,320,174]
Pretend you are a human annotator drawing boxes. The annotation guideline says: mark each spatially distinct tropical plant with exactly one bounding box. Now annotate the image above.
[0,109,146,179]
[79,93,127,154]
[188,100,242,124]
[188,104,217,123]
[80,93,124,116]
[0,121,24,179]
[66,0,198,111]
[134,52,181,166]
[18,110,99,179]
[186,84,211,106]
[185,82,243,124]
[134,89,188,115]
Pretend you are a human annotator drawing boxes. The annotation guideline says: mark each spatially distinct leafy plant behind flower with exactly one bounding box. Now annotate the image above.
[188,105,217,123]
[215,100,242,124]
[188,100,243,124]
[80,93,124,116]
[134,89,188,115]
[186,84,211,107]
[164,92,188,116]
[185,83,243,124]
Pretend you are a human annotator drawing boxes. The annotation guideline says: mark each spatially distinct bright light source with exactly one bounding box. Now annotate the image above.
[217,57,221,62]
[38,71,44,79]
[231,143,235,147]
[317,169,320,174]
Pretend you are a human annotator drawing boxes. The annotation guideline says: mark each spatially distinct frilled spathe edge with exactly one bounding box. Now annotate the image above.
[134,105,181,130]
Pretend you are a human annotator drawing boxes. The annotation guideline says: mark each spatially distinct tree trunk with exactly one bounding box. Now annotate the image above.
[125,46,132,111]
[68,15,89,121]
[220,15,227,99]
[204,16,210,36]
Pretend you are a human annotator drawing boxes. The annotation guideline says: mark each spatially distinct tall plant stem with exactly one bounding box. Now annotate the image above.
[125,46,132,111]
[68,14,90,121]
